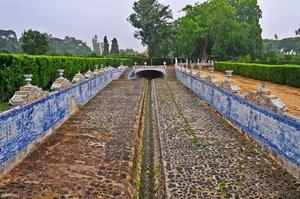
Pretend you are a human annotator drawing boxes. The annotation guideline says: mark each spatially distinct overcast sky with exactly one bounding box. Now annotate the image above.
[1,0,300,52]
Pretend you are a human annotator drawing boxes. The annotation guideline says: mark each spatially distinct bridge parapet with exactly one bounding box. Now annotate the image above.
[134,65,167,76]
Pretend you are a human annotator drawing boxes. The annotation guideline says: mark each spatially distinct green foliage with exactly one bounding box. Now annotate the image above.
[119,48,138,56]
[0,54,132,103]
[103,36,109,56]
[92,35,100,55]
[47,35,91,56]
[174,0,263,61]
[0,48,11,54]
[110,38,119,55]
[265,50,280,64]
[263,37,300,55]
[237,54,251,63]
[20,29,49,55]
[0,29,20,53]
[127,0,173,63]
[295,28,300,36]
[214,62,300,88]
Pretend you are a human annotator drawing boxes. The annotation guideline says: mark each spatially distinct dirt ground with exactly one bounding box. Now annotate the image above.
[200,67,300,117]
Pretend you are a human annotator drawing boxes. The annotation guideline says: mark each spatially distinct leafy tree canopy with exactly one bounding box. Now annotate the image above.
[0,29,20,53]
[103,36,109,55]
[92,35,100,55]
[110,38,119,55]
[128,0,173,63]
[21,29,49,55]
[173,0,263,61]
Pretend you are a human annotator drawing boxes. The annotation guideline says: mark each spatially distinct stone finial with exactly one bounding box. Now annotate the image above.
[219,70,242,94]
[245,84,287,113]
[72,72,86,84]
[9,74,49,107]
[205,68,219,86]
[144,62,147,66]
[190,61,198,76]
[196,65,206,80]
[134,62,137,66]
[100,65,105,73]
[85,69,95,79]
[163,61,166,67]
[93,65,100,76]
[50,69,72,92]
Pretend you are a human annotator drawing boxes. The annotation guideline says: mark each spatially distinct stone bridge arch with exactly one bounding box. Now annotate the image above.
[133,65,166,79]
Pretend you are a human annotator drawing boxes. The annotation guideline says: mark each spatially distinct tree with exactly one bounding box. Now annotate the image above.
[0,29,20,53]
[174,0,263,61]
[296,28,300,36]
[229,0,263,59]
[119,48,138,56]
[110,38,119,55]
[20,29,49,55]
[103,36,109,55]
[211,19,248,60]
[92,34,100,55]
[128,0,173,64]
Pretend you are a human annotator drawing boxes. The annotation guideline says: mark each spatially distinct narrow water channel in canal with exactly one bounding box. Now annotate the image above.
[139,79,155,199]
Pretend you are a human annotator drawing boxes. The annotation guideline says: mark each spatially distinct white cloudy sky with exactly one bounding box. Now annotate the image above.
[1,0,299,52]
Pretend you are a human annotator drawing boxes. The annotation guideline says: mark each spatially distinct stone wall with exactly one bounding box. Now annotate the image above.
[0,71,113,178]
[176,69,300,179]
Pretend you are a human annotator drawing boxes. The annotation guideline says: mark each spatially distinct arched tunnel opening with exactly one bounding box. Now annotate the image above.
[136,70,164,79]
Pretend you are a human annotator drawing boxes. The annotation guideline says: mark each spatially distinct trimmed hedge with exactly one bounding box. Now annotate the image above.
[214,62,300,88]
[0,54,132,103]
[0,54,173,103]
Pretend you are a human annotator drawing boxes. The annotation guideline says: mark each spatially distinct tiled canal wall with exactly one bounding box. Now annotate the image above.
[0,70,116,178]
[176,69,300,179]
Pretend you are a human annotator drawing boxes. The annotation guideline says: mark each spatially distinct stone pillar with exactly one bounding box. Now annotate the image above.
[9,74,49,107]
[219,70,242,94]
[85,69,95,79]
[50,69,72,92]
[163,61,166,67]
[72,72,86,84]
[93,65,100,76]
[205,68,219,86]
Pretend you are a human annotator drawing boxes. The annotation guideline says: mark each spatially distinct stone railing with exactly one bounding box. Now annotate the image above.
[175,64,300,180]
[0,65,126,178]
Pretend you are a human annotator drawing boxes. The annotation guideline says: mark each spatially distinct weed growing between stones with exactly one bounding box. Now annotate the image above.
[218,179,230,196]
[176,165,184,173]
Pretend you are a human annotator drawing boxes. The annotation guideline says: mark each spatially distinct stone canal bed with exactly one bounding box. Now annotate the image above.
[0,70,300,199]
[0,79,146,198]
[153,77,300,198]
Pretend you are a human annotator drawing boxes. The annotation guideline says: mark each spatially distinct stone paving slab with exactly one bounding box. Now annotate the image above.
[154,77,300,199]
[0,79,146,199]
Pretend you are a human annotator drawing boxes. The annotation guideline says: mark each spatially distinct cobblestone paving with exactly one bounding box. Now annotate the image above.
[154,68,300,198]
[0,79,146,199]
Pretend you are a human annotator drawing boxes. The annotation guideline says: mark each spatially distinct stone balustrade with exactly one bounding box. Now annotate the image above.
[9,74,49,107]
[50,69,72,92]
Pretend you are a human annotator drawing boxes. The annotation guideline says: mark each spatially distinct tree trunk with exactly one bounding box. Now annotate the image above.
[202,36,208,62]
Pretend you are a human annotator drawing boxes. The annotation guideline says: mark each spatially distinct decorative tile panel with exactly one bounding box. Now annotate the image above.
[0,71,112,168]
